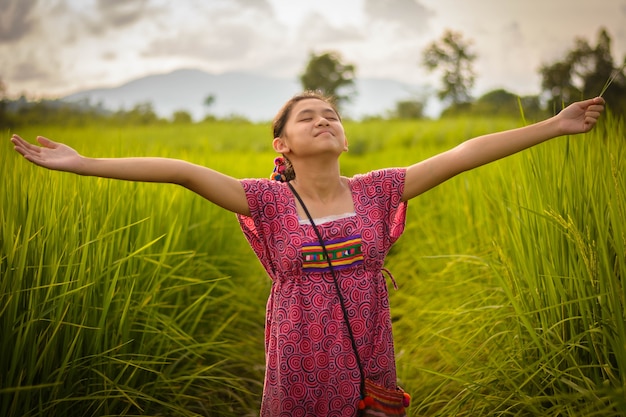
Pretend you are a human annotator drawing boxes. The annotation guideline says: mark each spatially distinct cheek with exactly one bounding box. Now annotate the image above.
[284,124,307,140]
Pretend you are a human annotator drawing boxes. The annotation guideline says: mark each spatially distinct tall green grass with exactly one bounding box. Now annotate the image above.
[2,114,624,416]
[389,114,626,416]
[1,126,270,416]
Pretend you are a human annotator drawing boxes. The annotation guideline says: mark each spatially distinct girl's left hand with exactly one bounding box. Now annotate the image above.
[557,97,605,135]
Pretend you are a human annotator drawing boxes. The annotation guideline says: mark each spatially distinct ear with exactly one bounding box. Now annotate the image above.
[273,137,290,153]
[343,136,349,152]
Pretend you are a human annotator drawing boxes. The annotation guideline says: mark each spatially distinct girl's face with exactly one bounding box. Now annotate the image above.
[276,98,347,156]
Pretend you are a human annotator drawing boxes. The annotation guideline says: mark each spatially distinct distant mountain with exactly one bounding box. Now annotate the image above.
[62,68,431,122]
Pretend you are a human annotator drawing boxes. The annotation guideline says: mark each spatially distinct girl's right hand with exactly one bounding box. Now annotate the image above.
[11,135,83,173]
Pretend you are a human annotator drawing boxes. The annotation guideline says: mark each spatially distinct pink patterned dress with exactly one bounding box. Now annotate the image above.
[237,168,407,416]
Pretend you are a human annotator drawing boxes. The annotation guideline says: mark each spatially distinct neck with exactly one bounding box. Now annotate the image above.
[290,159,344,203]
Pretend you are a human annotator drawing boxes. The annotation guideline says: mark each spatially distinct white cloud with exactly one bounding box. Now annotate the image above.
[294,13,365,44]
[363,0,433,33]
[0,0,623,101]
[0,0,38,43]
[95,0,153,29]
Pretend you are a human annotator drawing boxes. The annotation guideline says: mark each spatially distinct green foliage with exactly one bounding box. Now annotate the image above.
[0,98,170,129]
[423,30,477,107]
[391,99,425,120]
[112,102,162,125]
[1,97,111,129]
[0,79,9,128]
[459,89,547,121]
[203,94,216,109]
[540,27,626,115]
[3,115,625,416]
[2,129,269,416]
[300,51,356,110]
[172,110,193,124]
[203,94,216,120]
[390,115,626,416]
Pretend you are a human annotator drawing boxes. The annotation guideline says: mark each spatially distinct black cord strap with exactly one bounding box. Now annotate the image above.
[288,182,366,397]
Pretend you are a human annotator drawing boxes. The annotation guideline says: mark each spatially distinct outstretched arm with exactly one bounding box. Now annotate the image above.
[11,135,250,216]
[402,97,605,201]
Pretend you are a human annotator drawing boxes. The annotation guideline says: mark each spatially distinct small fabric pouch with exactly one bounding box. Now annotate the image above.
[359,378,410,416]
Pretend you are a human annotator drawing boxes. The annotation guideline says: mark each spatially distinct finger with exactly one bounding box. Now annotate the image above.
[10,134,29,147]
[12,135,42,153]
[592,97,605,105]
[579,97,605,111]
[584,97,605,107]
[37,136,58,149]
[585,116,599,126]
[12,140,34,156]
[14,145,43,164]
[13,143,30,157]
[14,140,45,161]
[585,111,601,119]
[587,104,605,112]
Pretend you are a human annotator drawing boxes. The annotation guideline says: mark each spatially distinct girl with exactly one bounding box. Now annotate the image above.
[10,92,605,416]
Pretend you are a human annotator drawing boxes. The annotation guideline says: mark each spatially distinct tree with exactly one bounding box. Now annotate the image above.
[113,102,160,125]
[300,51,356,109]
[471,89,545,120]
[203,94,216,119]
[0,78,8,128]
[172,110,192,124]
[423,30,477,108]
[392,99,425,119]
[540,27,626,114]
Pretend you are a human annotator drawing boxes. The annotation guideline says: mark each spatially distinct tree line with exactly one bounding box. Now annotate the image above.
[303,27,624,120]
[1,26,623,128]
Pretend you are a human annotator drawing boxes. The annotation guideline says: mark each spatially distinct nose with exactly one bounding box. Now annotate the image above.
[315,116,330,126]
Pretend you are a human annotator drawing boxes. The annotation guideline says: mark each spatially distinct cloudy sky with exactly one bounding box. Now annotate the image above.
[1,0,625,101]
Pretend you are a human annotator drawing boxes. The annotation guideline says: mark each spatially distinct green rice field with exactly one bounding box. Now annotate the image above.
[1,114,625,416]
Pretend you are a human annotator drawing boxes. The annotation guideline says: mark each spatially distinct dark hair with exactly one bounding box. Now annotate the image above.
[271,91,340,182]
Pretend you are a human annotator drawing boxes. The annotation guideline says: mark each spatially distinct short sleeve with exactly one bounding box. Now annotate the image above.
[236,178,293,280]
[350,168,407,250]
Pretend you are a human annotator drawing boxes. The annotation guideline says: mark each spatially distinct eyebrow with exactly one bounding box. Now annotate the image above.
[295,108,338,118]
